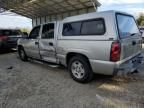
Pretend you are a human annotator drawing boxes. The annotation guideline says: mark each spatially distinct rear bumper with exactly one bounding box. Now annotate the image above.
[89,59,115,75]
[89,52,143,76]
[115,53,144,76]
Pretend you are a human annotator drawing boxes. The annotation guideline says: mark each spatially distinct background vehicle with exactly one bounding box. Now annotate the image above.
[18,11,143,83]
[0,29,23,50]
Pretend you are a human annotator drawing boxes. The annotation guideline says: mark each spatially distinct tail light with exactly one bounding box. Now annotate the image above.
[110,42,121,62]
[0,35,8,40]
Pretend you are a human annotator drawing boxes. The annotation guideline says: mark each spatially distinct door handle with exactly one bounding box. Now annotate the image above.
[49,42,53,46]
[35,41,39,45]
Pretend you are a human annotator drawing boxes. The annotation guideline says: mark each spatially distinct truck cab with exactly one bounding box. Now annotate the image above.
[18,22,59,63]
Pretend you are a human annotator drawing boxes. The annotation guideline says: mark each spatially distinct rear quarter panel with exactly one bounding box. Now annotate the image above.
[57,12,117,66]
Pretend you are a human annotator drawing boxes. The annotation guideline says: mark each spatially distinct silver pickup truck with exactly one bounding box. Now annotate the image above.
[18,11,143,83]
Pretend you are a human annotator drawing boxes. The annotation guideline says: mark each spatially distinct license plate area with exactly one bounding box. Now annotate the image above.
[117,53,144,76]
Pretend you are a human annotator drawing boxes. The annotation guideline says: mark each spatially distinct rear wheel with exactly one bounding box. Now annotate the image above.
[18,47,28,61]
[68,56,93,83]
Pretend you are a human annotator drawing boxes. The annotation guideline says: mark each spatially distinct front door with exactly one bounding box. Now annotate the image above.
[24,26,41,59]
[39,23,57,63]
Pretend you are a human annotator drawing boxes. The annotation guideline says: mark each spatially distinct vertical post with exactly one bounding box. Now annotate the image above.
[32,19,34,27]
[90,0,97,11]
[36,18,37,26]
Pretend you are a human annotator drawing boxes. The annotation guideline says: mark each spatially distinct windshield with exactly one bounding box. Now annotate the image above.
[116,14,140,39]
[0,30,21,36]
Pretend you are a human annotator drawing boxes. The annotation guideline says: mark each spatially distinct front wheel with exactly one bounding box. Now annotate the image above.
[18,47,28,61]
[68,56,93,83]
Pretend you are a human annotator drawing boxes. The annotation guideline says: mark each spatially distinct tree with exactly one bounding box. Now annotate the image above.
[20,28,31,33]
[137,13,144,26]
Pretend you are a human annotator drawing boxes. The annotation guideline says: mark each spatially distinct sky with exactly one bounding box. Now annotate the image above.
[0,0,144,29]
[98,0,144,17]
[0,14,32,29]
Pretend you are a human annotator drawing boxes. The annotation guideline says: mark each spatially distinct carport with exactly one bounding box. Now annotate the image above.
[0,0,100,27]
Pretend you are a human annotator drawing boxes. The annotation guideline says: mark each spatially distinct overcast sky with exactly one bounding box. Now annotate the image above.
[98,0,144,16]
[0,0,144,29]
[0,15,32,29]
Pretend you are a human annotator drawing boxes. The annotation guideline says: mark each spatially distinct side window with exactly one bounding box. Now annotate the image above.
[81,19,105,35]
[63,22,81,36]
[3,30,11,36]
[42,23,54,39]
[11,30,21,35]
[0,30,11,35]
[62,19,105,36]
[29,26,40,39]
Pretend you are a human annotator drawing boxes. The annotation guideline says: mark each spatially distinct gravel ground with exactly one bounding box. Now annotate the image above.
[0,51,144,108]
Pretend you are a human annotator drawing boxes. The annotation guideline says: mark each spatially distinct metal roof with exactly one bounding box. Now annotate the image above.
[0,0,100,18]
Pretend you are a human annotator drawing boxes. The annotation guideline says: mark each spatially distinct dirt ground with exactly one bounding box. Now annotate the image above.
[0,50,144,108]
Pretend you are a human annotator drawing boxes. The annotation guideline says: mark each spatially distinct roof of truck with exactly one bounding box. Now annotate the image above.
[63,10,132,22]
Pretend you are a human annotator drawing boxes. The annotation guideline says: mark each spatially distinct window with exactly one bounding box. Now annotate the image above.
[29,26,40,39]
[63,22,81,36]
[81,20,105,35]
[0,30,21,36]
[62,18,105,36]
[11,30,21,35]
[0,30,11,36]
[116,14,140,39]
[42,23,54,39]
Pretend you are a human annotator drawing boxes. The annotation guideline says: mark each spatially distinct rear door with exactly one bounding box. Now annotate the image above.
[39,23,57,63]
[116,13,142,60]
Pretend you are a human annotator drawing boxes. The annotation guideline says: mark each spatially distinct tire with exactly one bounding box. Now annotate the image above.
[18,47,28,61]
[68,56,93,83]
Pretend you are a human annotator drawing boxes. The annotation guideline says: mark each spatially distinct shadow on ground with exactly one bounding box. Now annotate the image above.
[0,49,17,54]
[0,51,144,108]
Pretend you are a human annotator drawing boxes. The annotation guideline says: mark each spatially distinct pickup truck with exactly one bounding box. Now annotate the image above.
[18,11,143,83]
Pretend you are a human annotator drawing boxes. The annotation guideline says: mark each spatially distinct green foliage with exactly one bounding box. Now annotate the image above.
[20,28,31,33]
[137,13,144,26]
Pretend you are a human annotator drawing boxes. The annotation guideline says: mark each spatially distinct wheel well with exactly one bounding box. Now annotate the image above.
[18,45,23,50]
[66,52,90,65]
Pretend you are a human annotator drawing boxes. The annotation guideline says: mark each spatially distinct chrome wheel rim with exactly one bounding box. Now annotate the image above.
[71,61,85,79]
